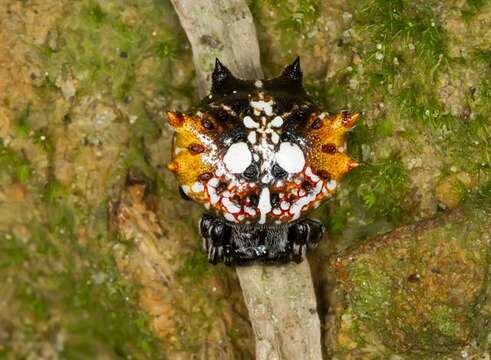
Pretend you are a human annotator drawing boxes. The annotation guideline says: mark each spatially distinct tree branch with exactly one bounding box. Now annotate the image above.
[170,1,323,359]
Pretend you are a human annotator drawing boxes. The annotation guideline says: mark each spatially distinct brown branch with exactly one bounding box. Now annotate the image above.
[169,0,264,95]
[170,1,323,359]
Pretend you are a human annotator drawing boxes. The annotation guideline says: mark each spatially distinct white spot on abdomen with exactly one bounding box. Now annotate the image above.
[258,187,272,224]
[275,142,305,173]
[247,131,257,144]
[243,116,259,129]
[270,116,283,128]
[244,206,256,216]
[222,197,241,213]
[261,173,273,184]
[191,182,204,193]
[271,132,279,144]
[206,179,220,205]
[305,167,320,182]
[223,142,252,173]
[327,179,337,191]
[250,100,274,116]
[289,180,324,220]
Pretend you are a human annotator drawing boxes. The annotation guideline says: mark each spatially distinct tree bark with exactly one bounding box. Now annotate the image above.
[169,0,264,95]
[169,1,323,359]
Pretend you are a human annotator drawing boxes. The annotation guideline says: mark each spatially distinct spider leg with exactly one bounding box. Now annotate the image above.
[199,214,232,265]
[287,218,325,263]
[303,218,325,249]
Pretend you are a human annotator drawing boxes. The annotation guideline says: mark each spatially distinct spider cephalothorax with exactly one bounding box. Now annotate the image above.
[167,58,359,265]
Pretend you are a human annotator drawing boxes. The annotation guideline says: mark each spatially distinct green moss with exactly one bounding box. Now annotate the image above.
[348,262,394,345]
[0,141,32,184]
[353,0,447,69]
[437,113,490,177]
[177,251,214,285]
[303,81,326,107]
[246,0,260,10]
[275,0,320,31]
[473,50,491,113]
[43,73,59,91]
[154,35,179,60]
[373,119,394,138]
[305,77,364,112]
[430,305,462,338]
[351,158,410,223]
[32,129,55,155]
[0,234,29,268]
[1,218,164,359]
[251,0,322,52]
[480,77,491,110]
[251,0,320,32]
[41,1,189,102]
[466,0,489,10]
[178,248,229,286]
[474,49,491,67]
[131,114,161,142]
[327,201,349,237]
[344,0,452,156]
[333,205,491,356]
[124,144,158,182]
[17,285,50,321]
[395,81,446,129]
[462,0,490,18]
[28,221,60,258]
[349,263,392,318]
[479,180,491,202]
[47,202,76,238]
[14,106,31,137]
[42,179,66,205]
[59,263,163,359]
[86,3,107,23]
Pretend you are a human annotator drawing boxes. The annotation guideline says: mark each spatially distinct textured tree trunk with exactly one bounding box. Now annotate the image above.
[169,1,323,359]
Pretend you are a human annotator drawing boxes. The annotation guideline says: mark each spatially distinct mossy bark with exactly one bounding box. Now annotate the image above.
[328,204,491,358]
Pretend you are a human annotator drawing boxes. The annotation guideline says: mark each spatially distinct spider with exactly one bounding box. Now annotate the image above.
[167,58,359,265]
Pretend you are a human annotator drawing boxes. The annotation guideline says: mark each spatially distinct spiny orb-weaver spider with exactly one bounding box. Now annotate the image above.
[167,58,359,265]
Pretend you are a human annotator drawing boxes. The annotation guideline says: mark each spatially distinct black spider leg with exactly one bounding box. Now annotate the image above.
[287,218,326,263]
[199,214,232,265]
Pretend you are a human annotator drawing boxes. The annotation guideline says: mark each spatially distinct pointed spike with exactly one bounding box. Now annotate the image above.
[167,111,184,128]
[341,111,360,128]
[348,160,360,171]
[351,112,360,123]
[212,58,232,85]
[210,58,242,94]
[167,160,179,173]
[280,56,302,81]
